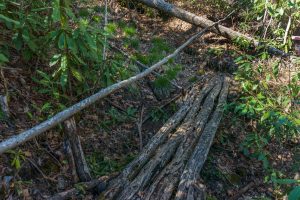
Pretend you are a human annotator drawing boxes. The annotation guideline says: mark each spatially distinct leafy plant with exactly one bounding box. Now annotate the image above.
[7,150,25,170]
[87,152,135,177]
[150,107,169,123]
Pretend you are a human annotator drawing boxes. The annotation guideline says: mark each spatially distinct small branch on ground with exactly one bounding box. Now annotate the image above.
[136,105,145,151]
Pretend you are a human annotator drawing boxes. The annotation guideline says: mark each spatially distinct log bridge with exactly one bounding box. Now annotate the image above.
[102,74,229,200]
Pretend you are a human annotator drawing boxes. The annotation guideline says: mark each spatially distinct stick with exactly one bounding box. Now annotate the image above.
[102,0,108,61]
[136,105,144,151]
[228,182,256,200]
[49,178,105,200]
[283,15,292,45]
[0,11,232,154]
[137,0,288,57]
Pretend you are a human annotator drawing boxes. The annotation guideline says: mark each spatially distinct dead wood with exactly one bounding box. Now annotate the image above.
[101,74,229,199]
[63,118,91,182]
[49,177,108,200]
[137,0,287,57]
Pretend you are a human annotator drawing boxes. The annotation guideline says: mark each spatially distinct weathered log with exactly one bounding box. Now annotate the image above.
[101,74,229,199]
[137,0,287,57]
[63,117,92,182]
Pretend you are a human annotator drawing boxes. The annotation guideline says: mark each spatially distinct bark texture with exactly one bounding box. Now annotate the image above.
[101,74,230,200]
[63,118,92,182]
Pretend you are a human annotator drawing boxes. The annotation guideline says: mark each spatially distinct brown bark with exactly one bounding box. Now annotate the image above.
[101,74,230,199]
[63,117,92,182]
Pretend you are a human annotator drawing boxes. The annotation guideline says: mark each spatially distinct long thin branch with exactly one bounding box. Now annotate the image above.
[283,15,292,45]
[102,0,108,61]
[0,11,234,154]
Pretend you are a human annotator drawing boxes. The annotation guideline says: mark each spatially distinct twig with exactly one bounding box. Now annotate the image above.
[136,105,144,151]
[27,158,57,183]
[102,0,108,61]
[283,15,292,45]
[48,177,109,200]
[263,16,273,39]
[229,181,256,200]
[105,98,127,113]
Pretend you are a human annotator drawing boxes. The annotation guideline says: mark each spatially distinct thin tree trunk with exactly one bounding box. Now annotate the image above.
[63,117,92,182]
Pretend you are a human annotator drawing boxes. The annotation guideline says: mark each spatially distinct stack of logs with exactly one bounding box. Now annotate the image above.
[101,74,229,200]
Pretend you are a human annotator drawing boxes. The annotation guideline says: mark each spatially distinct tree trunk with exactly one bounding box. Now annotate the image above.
[63,117,92,182]
[101,74,229,200]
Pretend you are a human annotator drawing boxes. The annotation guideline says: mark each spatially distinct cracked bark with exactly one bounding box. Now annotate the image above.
[102,74,230,199]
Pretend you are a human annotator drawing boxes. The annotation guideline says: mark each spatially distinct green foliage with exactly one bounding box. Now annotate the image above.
[225,51,299,198]
[154,65,181,89]
[87,152,135,177]
[7,150,25,170]
[100,107,137,129]
[150,107,169,123]
[135,37,173,65]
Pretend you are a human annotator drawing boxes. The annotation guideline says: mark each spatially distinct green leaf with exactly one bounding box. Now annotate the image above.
[276,7,284,16]
[70,67,83,82]
[0,53,9,63]
[58,33,66,50]
[66,36,77,54]
[50,54,61,67]
[59,55,68,87]
[52,0,60,22]
[288,186,300,200]
[261,111,270,121]
[274,179,300,185]
[0,14,20,26]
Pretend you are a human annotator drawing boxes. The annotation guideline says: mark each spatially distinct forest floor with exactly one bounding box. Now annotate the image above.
[0,1,299,200]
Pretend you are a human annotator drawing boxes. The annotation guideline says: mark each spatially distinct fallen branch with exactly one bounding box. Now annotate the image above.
[137,0,288,57]
[229,181,257,200]
[49,177,109,200]
[0,9,232,154]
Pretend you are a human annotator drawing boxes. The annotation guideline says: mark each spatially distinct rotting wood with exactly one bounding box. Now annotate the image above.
[137,0,288,57]
[63,117,92,182]
[100,74,229,200]
[0,10,233,154]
